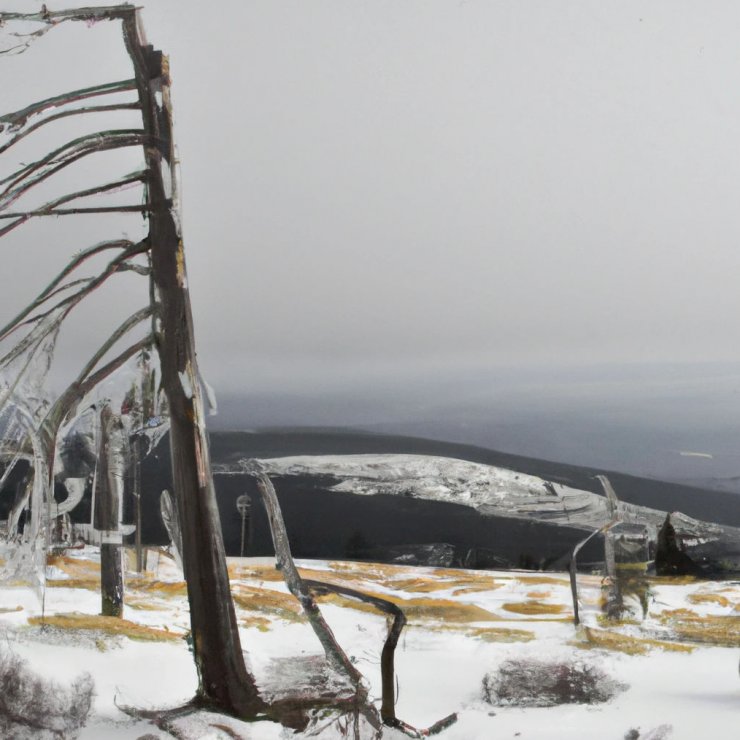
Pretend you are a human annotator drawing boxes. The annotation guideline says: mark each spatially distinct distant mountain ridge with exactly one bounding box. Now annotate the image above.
[123,427,740,571]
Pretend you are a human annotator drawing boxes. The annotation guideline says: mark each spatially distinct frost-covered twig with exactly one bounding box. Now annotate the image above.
[0,78,137,142]
[0,170,149,238]
[0,130,148,211]
[74,306,154,391]
[0,240,148,350]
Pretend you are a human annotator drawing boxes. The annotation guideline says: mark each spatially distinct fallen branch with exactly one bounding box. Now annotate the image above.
[248,462,458,736]
[303,578,406,724]
[250,466,365,691]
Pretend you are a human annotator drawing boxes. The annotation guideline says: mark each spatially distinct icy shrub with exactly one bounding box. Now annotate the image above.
[482,657,626,707]
[0,649,94,739]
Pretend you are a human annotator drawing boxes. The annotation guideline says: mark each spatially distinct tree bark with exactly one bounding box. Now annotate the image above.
[120,17,263,716]
[94,405,123,618]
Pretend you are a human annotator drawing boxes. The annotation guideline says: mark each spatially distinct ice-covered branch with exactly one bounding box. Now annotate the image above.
[250,465,457,736]
[0,78,137,138]
[0,5,136,56]
[0,170,149,238]
[0,240,148,347]
[0,309,64,374]
[0,130,149,212]
[249,465,366,692]
[0,6,136,24]
[75,305,154,389]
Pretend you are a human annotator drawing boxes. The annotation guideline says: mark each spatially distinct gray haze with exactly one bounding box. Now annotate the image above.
[3,1,740,446]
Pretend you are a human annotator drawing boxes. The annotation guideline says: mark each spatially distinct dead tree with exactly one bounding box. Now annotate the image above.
[0,4,259,718]
[0,6,456,734]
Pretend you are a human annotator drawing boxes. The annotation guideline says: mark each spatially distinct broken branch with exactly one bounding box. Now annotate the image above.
[249,466,366,693]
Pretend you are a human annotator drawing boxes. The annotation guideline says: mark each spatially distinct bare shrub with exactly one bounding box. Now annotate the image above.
[482,657,626,707]
[0,648,94,739]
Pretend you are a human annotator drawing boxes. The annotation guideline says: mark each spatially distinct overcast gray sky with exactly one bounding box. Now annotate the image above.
[3,1,740,395]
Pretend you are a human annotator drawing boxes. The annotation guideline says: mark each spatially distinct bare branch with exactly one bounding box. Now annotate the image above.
[303,579,406,725]
[0,170,149,238]
[0,240,147,344]
[77,334,152,400]
[75,305,154,388]
[249,468,458,735]
[0,204,151,222]
[0,103,141,156]
[0,6,137,24]
[39,333,153,458]
[249,467,366,692]
[0,307,65,371]
[0,130,148,212]
[0,79,137,134]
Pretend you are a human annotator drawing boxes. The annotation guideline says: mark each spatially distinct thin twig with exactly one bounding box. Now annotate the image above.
[0,240,147,345]
[0,102,141,156]
[0,78,137,132]
[0,131,149,212]
[0,170,149,238]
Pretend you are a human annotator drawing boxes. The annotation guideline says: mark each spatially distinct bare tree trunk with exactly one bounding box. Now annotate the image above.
[94,405,123,617]
[120,18,263,715]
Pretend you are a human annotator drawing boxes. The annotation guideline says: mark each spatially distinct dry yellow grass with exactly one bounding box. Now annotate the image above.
[240,616,272,632]
[47,577,100,591]
[314,591,501,623]
[326,561,412,581]
[28,613,182,642]
[647,575,698,586]
[231,585,304,622]
[658,612,740,647]
[526,590,551,600]
[467,626,536,643]
[659,608,699,619]
[422,623,535,642]
[123,597,167,612]
[515,575,568,586]
[47,554,100,577]
[401,598,501,623]
[0,605,22,614]
[502,601,566,616]
[129,579,187,597]
[451,584,503,597]
[687,593,733,608]
[571,627,694,656]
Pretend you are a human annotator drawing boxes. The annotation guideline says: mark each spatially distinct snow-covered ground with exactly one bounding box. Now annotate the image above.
[0,547,737,739]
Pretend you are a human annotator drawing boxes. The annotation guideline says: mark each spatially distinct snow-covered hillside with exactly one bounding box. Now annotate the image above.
[241,454,740,569]
[248,454,686,529]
